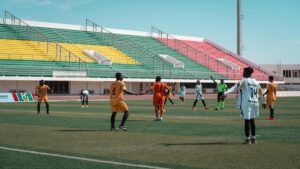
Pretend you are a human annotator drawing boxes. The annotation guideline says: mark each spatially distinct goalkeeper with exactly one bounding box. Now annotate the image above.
[210,76,227,110]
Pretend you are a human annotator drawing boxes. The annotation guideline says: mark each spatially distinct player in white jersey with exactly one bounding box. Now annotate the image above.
[192,80,209,110]
[80,90,89,108]
[224,67,262,144]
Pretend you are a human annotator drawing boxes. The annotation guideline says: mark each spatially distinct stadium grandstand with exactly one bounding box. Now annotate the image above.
[0,10,284,94]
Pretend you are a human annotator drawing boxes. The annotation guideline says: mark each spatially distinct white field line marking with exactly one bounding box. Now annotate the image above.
[0,146,170,169]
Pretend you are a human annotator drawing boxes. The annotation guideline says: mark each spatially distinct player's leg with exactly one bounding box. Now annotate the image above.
[159,98,166,120]
[250,119,256,144]
[192,99,198,110]
[169,98,175,105]
[118,101,129,130]
[45,102,49,114]
[267,98,274,120]
[81,96,84,108]
[202,99,209,109]
[243,119,251,144]
[215,92,221,110]
[85,96,89,107]
[44,98,49,114]
[269,105,274,119]
[110,101,118,131]
[37,101,41,114]
[119,111,129,131]
[220,92,225,109]
[111,112,117,131]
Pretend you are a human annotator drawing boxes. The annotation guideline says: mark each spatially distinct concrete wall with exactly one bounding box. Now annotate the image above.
[0,81,37,93]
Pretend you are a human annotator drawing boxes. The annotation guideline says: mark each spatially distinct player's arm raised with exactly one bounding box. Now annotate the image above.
[210,76,217,85]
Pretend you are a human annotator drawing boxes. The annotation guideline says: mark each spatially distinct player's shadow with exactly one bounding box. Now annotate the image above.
[161,142,240,146]
[55,129,107,132]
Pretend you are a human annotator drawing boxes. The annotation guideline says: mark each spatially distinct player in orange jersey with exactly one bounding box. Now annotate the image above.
[110,72,137,131]
[35,80,51,114]
[264,76,277,120]
[142,76,171,121]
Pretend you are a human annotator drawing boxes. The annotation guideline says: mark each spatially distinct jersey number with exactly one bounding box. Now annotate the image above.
[250,88,257,98]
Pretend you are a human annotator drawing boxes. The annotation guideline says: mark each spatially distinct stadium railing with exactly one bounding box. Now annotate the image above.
[151,26,237,80]
[84,19,176,75]
[3,10,85,67]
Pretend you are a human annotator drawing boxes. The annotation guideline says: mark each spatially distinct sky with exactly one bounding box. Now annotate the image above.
[0,0,299,64]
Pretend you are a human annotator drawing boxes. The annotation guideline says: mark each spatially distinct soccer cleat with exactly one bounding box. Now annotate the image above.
[267,117,274,120]
[250,139,257,144]
[214,108,219,110]
[111,127,119,131]
[119,126,128,131]
[81,105,84,108]
[204,107,210,110]
[192,107,197,110]
[46,111,49,114]
[242,140,251,145]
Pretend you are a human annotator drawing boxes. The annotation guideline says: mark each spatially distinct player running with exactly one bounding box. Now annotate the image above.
[80,90,89,108]
[35,80,51,114]
[264,76,277,120]
[223,67,262,144]
[142,76,171,121]
[192,80,209,110]
[110,72,137,131]
[179,83,186,104]
[210,76,227,110]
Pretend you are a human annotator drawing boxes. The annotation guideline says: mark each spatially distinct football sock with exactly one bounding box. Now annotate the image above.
[221,102,225,109]
[270,108,274,118]
[169,98,174,105]
[120,111,129,126]
[250,119,256,137]
[193,100,198,107]
[111,112,117,128]
[244,120,250,137]
[202,99,207,107]
[216,102,220,109]
[46,102,49,113]
[37,102,41,113]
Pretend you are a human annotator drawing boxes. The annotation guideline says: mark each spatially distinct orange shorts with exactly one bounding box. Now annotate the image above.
[153,96,165,106]
[267,96,276,107]
[38,96,48,102]
[110,98,128,112]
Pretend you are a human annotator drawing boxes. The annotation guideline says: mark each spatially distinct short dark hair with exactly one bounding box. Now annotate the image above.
[39,80,44,85]
[243,67,254,78]
[115,72,123,80]
[269,76,274,81]
[155,76,161,82]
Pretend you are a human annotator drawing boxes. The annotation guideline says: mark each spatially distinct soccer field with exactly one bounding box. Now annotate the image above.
[0,97,299,169]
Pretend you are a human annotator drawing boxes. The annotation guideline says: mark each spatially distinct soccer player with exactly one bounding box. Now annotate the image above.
[264,76,277,120]
[210,76,227,110]
[35,80,51,114]
[164,83,175,106]
[223,67,262,144]
[179,84,186,104]
[142,76,170,121]
[80,89,89,108]
[110,72,137,131]
[192,80,209,110]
